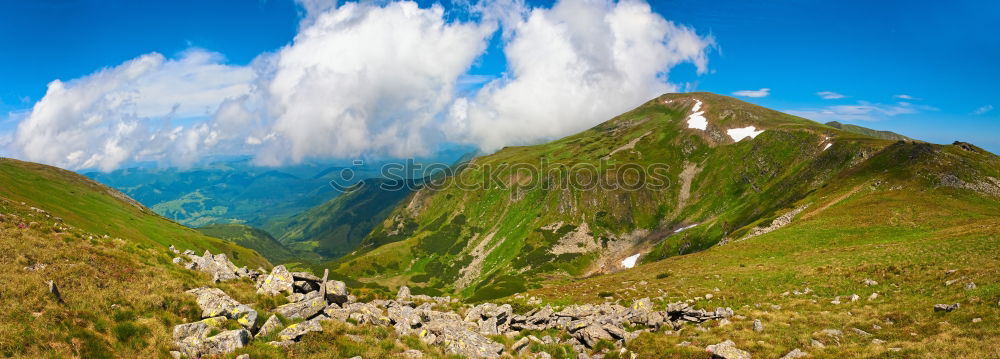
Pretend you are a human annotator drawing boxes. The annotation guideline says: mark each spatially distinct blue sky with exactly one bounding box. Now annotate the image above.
[1,0,997,170]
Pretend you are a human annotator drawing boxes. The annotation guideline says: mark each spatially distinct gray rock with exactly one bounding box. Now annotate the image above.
[46,280,64,304]
[965,282,977,290]
[176,329,251,358]
[573,324,614,348]
[186,251,242,282]
[810,339,825,348]
[256,315,282,338]
[267,340,296,347]
[324,280,350,304]
[172,316,226,341]
[851,328,871,336]
[862,279,878,286]
[277,317,324,341]
[186,287,258,330]
[402,349,424,358]
[257,265,295,295]
[934,303,960,312]
[421,316,503,358]
[752,319,763,332]
[236,355,250,359]
[779,348,807,359]
[397,285,412,301]
[513,337,531,352]
[273,296,326,320]
[291,271,321,282]
[705,340,751,359]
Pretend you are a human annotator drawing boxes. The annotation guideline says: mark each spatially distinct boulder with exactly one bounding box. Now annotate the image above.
[176,329,251,358]
[274,296,327,320]
[324,280,350,304]
[573,324,614,348]
[256,315,282,338]
[424,318,504,358]
[779,348,807,359]
[706,340,751,359]
[934,303,960,312]
[186,251,241,282]
[277,317,324,341]
[397,285,412,301]
[172,316,226,341]
[291,271,322,282]
[257,265,295,295]
[186,287,258,330]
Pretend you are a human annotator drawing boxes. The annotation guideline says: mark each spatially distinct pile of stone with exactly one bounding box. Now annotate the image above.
[170,250,733,359]
[171,246,261,282]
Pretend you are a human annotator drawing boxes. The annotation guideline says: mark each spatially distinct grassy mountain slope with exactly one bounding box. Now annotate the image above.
[525,141,1000,358]
[0,158,274,357]
[0,159,271,268]
[196,223,314,265]
[826,121,913,141]
[327,93,997,302]
[264,178,417,259]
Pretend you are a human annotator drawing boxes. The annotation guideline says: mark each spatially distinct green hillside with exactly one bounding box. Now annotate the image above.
[264,178,417,259]
[527,141,1000,358]
[826,121,913,141]
[325,93,999,302]
[0,158,272,357]
[196,223,313,265]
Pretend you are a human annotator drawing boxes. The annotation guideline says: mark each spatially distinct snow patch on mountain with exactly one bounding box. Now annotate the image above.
[727,126,764,141]
[621,253,641,269]
[687,100,708,130]
[674,223,698,233]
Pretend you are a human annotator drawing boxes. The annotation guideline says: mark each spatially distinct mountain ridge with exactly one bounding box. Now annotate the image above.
[317,92,999,302]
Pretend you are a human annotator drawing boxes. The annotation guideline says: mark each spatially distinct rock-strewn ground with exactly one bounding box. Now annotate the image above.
[170,250,734,358]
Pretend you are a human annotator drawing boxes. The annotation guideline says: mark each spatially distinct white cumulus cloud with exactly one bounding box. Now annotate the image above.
[973,104,993,115]
[732,88,770,98]
[786,101,928,122]
[816,91,845,100]
[446,0,715,151]
[8,0,716,170]
[12,49,252,171]
[252,1,496,164]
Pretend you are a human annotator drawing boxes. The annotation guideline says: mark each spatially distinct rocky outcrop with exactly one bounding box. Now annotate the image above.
[186,287,258,330]
[173,251,732,358]
[176,329,251,358]
[178,250,258,282]
[256,265,295,295]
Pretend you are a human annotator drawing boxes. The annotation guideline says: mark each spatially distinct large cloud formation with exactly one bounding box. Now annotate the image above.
[447,0,714,150]
[13,49,252,170]
[10,0,715,170]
